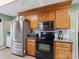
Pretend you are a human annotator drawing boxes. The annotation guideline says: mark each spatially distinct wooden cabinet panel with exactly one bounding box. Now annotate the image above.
[55,47,70,59]
[26,38,36,56]
[55,8,70,29]
[54,42,72,59]
[47,11,55,21]
[27,43,36,56]
[38,12,48,22]
[29,15,38,29]
[38,11,55,22]
[66,9,71,28]
[30,19,38,29]
[55,42,71,48]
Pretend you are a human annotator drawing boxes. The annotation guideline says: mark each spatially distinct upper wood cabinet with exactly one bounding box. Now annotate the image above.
[47,11,55,21]
[29,15,38,29]
[55,8,70,29]
[25,8,70,29]
[19,1,72,29]
[38,12,48,22]
[38,11,55,22]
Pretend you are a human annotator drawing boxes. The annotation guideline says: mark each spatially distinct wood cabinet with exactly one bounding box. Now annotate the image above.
[54,41,72,59]
[38,12,48,21]
[25,8,71,29]
[19,1,72,29]
[55,8,70,29]
[47,11,55,21]
[38,8,70,29]
[26,38,36,56]
[29,15,38,29]
[38,11,55,22]
[26,38,73,59]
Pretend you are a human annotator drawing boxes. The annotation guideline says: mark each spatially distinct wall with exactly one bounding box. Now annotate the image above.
[78,12,79,32]
[0,13,13,48]
[70,3,79,59]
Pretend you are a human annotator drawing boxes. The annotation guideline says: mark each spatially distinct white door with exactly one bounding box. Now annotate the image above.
[0,19,3,47]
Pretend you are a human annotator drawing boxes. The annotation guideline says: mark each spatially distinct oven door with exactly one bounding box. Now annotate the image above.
[36,40,53,53]
[38,43,50,52]
[36,41,53,59]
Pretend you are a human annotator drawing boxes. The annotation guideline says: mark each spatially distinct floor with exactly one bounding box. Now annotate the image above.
[0,48,35,59]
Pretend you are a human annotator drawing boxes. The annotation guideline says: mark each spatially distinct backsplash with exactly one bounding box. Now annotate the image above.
[54,29,70,39]
[33,29,70,39]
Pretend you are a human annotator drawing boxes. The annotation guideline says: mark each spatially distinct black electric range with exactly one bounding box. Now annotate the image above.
[36,38,54,59]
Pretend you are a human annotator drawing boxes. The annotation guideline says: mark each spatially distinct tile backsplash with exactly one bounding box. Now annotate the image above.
[33,29,70,39]
[54,29,70,39]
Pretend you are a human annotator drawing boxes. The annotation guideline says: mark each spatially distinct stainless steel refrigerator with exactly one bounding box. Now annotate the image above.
[11,16,30,57]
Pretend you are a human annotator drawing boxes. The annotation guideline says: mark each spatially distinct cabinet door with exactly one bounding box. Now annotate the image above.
[66,9,71,28]
[55,8,70,29]
[38,12,48,21]
[47,11,55,21]
[29,15,38,29]
[26,39,36,56]
[30,43,36,56]
[55,46,71,59]
[27,43,32,55]
[54,42,72,59]
[27,43,36,56]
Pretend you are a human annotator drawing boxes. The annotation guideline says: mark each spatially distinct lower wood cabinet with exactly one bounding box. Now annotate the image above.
[54,41,72,59]
[26,38,36,56]
[26,38,72,59]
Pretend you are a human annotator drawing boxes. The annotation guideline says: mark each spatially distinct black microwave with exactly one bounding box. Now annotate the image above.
[39,21,54,31]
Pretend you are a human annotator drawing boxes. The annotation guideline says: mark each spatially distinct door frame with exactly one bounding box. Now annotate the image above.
[76,11,79,59]
[76,11,79,40]
[76,11,79,32]
[77,11,79,45]
[77,11,79,40]
[0,18,4,49]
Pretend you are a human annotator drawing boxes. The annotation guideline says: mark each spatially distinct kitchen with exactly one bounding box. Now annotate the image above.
[0,0,78,59]
[14,0,73,59]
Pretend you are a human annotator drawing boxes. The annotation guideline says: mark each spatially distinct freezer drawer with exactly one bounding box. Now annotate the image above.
[11,48,24,56]
[11,42,23,49]
[11,41,24,56]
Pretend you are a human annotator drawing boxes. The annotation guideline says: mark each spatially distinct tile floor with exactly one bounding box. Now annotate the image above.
[0,48,35,59]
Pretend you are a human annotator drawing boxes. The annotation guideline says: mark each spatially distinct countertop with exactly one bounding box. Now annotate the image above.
[25,37,36,39]
[25,37,73,43]
[54,39,73,43]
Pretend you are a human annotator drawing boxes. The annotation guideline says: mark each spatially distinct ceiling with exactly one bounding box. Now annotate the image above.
[0,0,78,16]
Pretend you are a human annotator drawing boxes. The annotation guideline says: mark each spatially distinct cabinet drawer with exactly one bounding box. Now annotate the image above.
[27,40,35,43]
[65,44,71,48]
[55,42,71,48]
